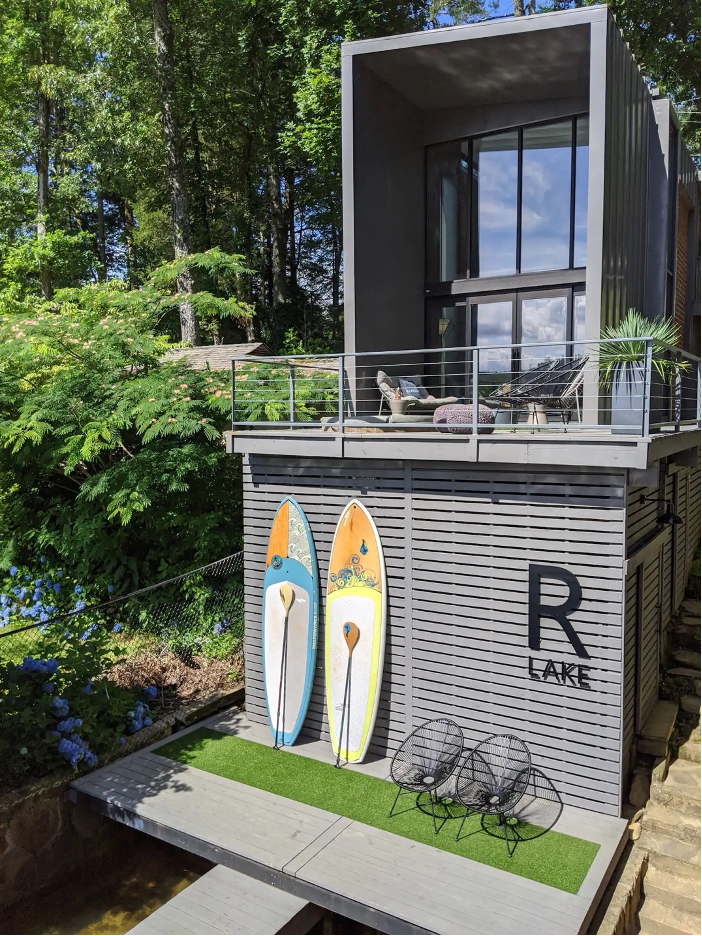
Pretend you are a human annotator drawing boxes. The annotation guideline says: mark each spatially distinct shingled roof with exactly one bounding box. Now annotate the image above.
[164,342,273,371]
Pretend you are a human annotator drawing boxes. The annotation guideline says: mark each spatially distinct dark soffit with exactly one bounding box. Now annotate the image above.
[357,24,591,111]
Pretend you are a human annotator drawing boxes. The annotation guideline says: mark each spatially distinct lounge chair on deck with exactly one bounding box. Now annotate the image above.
[377,371,461,417]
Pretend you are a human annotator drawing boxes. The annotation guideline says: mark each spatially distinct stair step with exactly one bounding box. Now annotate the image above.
[638,897,701,936]
[678,741,702,764]
[638,700,680,757]
[643,805,701,846]
[648,848,702,882]
[651,759,701,815]
[641,831,701,867]
[644,869,702,918]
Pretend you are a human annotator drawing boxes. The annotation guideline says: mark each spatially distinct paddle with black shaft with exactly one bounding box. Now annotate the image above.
[273,584,295,750]
[334,621,360,768]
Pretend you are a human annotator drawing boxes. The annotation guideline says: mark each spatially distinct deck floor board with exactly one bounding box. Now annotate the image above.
[72,708,628,935]
[128,865,315,935]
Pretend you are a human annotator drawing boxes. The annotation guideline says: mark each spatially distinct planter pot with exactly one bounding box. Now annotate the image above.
[611,363,645,433]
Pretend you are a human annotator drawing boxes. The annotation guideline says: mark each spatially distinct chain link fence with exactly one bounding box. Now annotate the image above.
[0,553,245,673]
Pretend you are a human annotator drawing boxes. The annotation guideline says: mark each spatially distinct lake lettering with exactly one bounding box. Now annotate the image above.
[528,656,591,689]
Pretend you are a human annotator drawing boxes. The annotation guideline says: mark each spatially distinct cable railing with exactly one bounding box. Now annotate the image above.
[230,339,701,439]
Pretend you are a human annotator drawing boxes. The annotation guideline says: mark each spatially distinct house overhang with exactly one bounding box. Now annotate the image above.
[342,8,598,114]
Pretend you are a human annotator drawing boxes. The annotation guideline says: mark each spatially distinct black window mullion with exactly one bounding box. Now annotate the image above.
[569,117,577,270]
[516,127,523,274]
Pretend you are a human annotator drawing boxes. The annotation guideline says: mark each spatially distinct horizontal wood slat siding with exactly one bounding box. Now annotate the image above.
[242,456,626,817]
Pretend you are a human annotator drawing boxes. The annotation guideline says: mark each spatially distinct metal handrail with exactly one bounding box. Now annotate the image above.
[229,337,702,438]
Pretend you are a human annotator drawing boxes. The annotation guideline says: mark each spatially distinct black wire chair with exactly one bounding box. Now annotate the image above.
[388,718,464,834]
[453,734,531,857]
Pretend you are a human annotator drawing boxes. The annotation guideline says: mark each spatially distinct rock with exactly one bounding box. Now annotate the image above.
[673,649,701,668]
[629,772,651,808]
[667,667,700,678]
[638,700,680,756]
[680,695,701,714]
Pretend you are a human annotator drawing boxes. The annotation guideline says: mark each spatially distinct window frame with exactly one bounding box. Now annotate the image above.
[427,113,589,287]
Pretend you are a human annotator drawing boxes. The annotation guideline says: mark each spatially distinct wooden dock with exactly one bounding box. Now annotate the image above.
[128,864,323,935]
[70,708,628,935]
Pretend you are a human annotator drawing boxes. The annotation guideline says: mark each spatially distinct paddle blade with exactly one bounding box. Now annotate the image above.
[343,621,360,654]
[279,583,295,614]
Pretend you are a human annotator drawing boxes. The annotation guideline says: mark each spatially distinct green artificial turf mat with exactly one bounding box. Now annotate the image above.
[154,728,599,893]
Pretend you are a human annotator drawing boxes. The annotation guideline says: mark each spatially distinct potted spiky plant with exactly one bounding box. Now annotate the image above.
[599,310,687,430]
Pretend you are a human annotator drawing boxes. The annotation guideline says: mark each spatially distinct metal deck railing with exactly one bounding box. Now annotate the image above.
[230,338,701,438]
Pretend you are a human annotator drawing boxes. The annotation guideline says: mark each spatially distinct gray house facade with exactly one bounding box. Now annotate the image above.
[341,5,699,363]
[230,5,701,822]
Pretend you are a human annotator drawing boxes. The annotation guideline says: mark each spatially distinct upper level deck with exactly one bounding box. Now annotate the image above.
[225,337,700,470]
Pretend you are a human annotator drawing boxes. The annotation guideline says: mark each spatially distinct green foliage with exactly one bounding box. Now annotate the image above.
[599,310,688,388]
[233,360,338,423]
[0,277,242,589]
[0,616,145,790]
[0,232,95,304]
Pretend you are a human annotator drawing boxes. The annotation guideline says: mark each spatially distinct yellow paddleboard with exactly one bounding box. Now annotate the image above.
[325,500,386,763]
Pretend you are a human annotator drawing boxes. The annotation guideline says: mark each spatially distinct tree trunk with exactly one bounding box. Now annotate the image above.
[513,0,526,15]
[268,164,287,306]
[122,199,137,287]
[285,171,297,292]
[96,189,107,281]
[152,0,198,345]
[184,37,211,250]
[36,90,52,300]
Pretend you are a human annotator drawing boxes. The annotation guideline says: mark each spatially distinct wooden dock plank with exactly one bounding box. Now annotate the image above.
[72,712,628,936]
[129,865,318,935]
[294,822,582,935]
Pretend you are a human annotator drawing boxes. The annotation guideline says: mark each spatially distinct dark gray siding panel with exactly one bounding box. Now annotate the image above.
[243,456,627,817]
[601,19,651,328]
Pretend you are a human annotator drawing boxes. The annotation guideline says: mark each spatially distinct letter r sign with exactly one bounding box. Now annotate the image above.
[528,564,590,659]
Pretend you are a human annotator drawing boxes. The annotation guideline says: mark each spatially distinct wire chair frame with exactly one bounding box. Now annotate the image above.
[388,718,464,834]
[453,734,531,857]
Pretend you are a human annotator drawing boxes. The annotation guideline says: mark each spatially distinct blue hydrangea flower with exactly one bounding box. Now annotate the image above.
[40,556,45,563]
[34,579,42,587]
[74,585,82,595]
[143,717,153,727]
[107,585,114,593]
[9,566,17,577]
[53,583,61,593]
[42,681,55,693]
[74,599,86,611]
[145,685,158,699]
[83,682,93,694]
[57,570,63,578]
[112,623,122,633]
[117,737,126,746]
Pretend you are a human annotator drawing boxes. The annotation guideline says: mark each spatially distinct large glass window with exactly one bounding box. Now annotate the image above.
[473,132,519,277]
[426,116,589,281]
[425,141,468,282]
[520,122,572,273]
[519,293,568,371]
[473,299,514,375]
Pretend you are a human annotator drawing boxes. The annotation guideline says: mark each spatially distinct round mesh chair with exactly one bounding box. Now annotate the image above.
[388,718,464,834]
[453,734,531,857]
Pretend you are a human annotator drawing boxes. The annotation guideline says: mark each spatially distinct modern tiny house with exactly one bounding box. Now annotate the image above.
[228,5,701,821]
